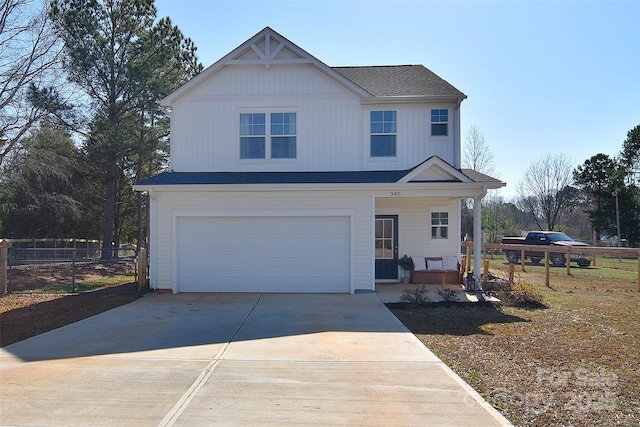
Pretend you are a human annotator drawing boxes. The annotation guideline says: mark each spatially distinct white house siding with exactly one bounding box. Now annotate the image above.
[169,64,363,172]
[169,63,460,173]
[375,197,461,258]
[363,103,458,171]
[149,188,375,293]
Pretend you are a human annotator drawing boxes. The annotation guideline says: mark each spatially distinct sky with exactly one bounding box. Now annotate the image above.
[154,0,639,200]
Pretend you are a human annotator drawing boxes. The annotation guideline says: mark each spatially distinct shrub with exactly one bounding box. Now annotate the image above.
[506,281,546,308]
[401,285,429,307]
[437,288,459,302]
[483,278,512,294]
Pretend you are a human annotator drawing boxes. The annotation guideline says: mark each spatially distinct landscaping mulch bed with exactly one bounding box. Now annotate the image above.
[389,258,640,427]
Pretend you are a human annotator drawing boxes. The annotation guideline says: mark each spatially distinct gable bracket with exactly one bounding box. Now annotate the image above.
[270,42,285,59]
[245,34,302,68]
[250,44,266,60]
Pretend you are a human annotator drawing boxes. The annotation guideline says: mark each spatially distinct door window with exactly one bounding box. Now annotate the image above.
[375,218,395,259]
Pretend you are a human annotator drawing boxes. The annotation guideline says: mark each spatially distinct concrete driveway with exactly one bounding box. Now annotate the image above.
[1,293,510,426]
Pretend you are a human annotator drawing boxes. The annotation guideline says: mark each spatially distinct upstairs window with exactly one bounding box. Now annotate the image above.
[370,110,396,157]
[431,212,449,239]
[270,113,296,158]
[431,109,448,136]
[240,113,266,159]
[240,112,296,159]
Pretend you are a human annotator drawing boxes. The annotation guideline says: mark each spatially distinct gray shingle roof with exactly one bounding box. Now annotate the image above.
[333,65,466,98]
[461,169,504,185]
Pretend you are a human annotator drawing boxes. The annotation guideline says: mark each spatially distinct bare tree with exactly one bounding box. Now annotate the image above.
[461,125,498,233]
[516,153,575,231]
[462,125,496,175]
[0,0,64,166]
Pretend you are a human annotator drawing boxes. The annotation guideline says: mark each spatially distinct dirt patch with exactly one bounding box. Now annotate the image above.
[8,262,135,292]
[0,284,139,347]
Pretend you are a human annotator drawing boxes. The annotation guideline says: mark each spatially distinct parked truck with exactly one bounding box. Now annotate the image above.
[501,231,592,267]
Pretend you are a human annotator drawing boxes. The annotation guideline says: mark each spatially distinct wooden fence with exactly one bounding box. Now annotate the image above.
[461,241,640,291]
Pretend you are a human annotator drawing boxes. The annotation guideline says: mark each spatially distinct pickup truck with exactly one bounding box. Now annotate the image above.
[501,231,592,267]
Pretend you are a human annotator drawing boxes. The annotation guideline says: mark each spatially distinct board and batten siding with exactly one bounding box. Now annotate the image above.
[375,197,461,258]
[169,63,459,173]
[149,189,375,292]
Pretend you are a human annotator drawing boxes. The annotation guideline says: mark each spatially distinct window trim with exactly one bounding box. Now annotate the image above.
[239,111,297,160]
[270,112,297,159]
[430,109,448,137]
[240,113,266,159]
[370,110,397,157]
[430,210,449,240]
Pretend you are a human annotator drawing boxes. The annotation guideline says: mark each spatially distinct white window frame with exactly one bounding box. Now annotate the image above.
[239,112,297,160]
[430,211,449,240]
[430,109,448,137]
[240,113,266,159]
[370,110,397,157]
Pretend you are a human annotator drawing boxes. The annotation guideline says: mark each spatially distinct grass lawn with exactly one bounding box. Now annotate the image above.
[390,255,639,427]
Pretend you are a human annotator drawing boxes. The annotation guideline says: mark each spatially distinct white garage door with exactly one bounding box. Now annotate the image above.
[176,216,351,293]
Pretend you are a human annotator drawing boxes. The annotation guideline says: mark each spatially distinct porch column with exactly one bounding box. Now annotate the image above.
[473,195,483,290]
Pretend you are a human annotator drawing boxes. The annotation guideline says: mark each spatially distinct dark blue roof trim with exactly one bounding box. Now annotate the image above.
[136,170,412,186]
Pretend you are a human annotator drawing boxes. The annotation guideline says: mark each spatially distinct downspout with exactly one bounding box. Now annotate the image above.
[147,189,157,290]
[454,97,463,168]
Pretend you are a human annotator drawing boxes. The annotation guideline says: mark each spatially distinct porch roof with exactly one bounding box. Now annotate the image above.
[137,170,409,185]
[136,167,503,186]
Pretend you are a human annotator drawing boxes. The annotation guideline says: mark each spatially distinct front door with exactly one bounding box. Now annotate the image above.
[375,215,398,280]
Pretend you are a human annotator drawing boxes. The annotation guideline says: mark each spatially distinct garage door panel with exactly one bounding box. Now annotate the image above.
[177,216,350,293]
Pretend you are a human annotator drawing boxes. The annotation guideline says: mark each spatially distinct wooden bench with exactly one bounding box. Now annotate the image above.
[409,256,462,285]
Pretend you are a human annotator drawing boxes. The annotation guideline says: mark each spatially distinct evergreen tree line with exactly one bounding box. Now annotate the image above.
[0,0,202,252]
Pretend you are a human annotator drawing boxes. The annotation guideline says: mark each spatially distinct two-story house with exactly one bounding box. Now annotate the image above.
[135,27,504,294]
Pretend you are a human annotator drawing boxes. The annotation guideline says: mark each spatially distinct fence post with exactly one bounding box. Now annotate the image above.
[71,249,76,293]
[544,249,550,288]
[137,248,148,294]
[0,240,11,295]
[465,244,471,273]
[483,259,489,285]
[592,231,597,267]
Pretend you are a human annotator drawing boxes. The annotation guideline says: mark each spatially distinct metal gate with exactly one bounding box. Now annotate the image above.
[8,247,139,294]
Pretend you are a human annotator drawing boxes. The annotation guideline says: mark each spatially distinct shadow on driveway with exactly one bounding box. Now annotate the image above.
[2,292,408,362]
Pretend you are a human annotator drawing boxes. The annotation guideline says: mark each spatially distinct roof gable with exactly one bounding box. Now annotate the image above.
[399,156,473,183]
[161,27,371,106]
